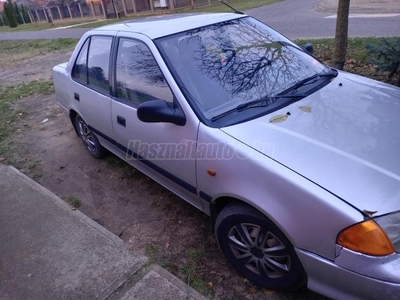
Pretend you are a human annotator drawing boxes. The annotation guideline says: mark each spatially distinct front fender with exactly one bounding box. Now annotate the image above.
[196,123,363,260]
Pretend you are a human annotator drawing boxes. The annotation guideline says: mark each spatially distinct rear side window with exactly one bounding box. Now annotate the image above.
[72,39,89,83]
[115,38,173,108]
[87,36,112,94]
[71,36,112,94]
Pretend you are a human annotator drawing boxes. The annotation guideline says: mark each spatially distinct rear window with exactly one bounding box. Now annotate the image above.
[71,39,89,84]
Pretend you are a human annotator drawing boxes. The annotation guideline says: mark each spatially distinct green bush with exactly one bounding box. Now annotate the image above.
[0,11,9,26]
[19,4,31,24]
[366,38,400,86]
[14,4,31,24]
[4,0,17,28]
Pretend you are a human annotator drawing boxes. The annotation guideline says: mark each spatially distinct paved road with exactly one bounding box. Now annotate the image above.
[247,0,400,39]
[0,28,90,40]
[0,0,399,40]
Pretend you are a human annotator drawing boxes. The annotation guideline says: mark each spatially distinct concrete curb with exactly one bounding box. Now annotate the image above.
[0,164,208,300]
[111,265,208,300]
[47,20,104,30]
[148,265,207,300]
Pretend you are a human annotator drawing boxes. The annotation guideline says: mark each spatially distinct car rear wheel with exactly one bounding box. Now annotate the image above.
[75,115,105,159]
[215,203,306,291]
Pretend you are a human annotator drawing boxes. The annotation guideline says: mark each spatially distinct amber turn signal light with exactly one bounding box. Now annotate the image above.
[337,220,395,256]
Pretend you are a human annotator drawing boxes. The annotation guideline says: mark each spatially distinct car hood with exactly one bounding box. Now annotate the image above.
[221,71,400,216]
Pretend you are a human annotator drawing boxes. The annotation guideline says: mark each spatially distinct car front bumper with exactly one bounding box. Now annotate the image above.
[296,249,400,300]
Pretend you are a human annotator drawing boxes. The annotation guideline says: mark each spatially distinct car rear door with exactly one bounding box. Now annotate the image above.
[69,32,115,145]
[110,32,202,210]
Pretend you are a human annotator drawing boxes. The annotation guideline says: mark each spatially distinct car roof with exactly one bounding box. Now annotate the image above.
[91,13,246,39]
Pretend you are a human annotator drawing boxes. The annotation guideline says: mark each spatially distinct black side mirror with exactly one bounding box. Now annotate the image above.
[137,100,186,126]
[302,43,314,54]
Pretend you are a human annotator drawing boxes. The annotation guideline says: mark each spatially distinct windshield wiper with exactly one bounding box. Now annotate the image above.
[211,69,338,122]
[236,94,305,110]
[279,69,338,96]
[211,94,305,122]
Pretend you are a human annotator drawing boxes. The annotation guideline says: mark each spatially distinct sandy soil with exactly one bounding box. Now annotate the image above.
[315,0,400,14]
[2,52,327,299]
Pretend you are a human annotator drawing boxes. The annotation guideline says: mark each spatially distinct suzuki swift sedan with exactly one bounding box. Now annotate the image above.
[53,13,400,300]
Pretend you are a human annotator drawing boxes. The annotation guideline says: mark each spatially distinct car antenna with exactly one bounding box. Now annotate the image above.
[220,1,244,14]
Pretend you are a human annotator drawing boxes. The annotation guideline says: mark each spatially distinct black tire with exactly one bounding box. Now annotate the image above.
[75,115,106,159]
[215,203,306,291]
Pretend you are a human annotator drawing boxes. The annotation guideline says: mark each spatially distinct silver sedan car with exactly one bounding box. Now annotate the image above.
[53,13,400,299]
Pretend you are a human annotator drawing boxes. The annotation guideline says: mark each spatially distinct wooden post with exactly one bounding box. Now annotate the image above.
[168,0,174,11]
[27,10,33,23]
[34,10,39,22]
[100,0,107,18]
[112,0,119,19]
[90,1,96,17]
[190,0,194,8]
[121,0,127,16]
[48,7,54,21]
[149,0,154,12]
[43,8,49,22]
[67,4,73,19]
[77,2,84,18]
[57,6,63,20]
[131,0,137,14]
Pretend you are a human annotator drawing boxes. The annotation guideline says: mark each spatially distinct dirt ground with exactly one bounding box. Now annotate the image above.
[2,53,328,300]
[0,49,73,85]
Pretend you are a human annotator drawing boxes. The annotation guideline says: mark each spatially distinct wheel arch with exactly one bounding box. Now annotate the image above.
[210,195,295,246]
[211,196,260,222]
[69,109,79,136]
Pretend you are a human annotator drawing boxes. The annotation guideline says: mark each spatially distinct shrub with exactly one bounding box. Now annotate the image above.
[3,0,17,28]
[366,38,400,86]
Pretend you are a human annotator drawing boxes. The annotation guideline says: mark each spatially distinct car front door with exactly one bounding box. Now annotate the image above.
[110,33,202,210]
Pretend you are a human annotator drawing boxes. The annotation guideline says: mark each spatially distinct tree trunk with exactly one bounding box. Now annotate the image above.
[332,0,350,70]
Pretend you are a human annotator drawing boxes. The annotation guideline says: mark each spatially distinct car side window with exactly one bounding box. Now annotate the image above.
[116,38,173,108]
[87,36,112,94]
[71,38,89,84]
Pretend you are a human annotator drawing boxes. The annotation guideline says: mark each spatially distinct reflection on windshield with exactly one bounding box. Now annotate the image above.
[157,17,329,120]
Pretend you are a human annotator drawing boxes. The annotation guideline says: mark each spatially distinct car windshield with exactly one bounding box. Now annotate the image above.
[156,17,331,125]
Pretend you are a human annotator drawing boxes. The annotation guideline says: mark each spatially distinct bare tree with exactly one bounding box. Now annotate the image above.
[332,0,351,70]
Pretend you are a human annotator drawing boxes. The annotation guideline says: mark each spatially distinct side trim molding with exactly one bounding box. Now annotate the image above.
[88,125,198,195]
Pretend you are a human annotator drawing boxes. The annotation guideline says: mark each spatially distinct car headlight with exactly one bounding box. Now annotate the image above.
[337,217,396,256]
[374,211,400,252]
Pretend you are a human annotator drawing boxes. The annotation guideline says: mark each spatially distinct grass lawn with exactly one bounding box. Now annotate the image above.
[0,81,53,160]
[188,0,281,13]
[0,20,97,33]
[0,38,78,66]
[72,16,137,29]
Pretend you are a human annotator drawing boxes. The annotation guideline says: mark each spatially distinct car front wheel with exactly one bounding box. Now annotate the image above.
[75,115,105,159]
[215,203,306,291]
